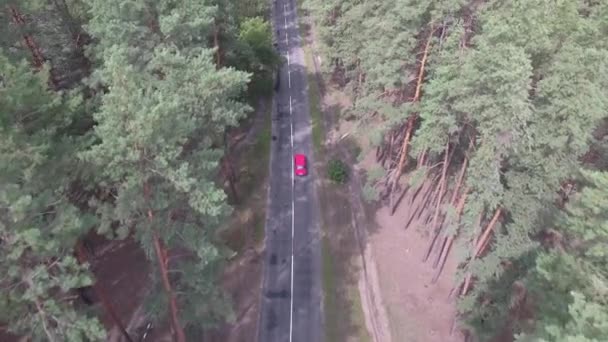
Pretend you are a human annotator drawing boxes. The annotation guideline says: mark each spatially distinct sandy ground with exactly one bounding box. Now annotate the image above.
[329,100,462,342]
[373,202,462,342]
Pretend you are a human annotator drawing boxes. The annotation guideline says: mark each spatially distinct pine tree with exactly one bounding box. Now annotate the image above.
[1,0,92,89]
[514,170,608,341]
[81,42,250,339]
[459,0,608,319]
[1,0,274,339]
[0,52,105,341]
[305,0,608,340]
[233,16,280,95]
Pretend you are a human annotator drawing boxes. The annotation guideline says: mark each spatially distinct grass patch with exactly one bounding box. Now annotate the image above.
[296,1,324,155]
[253,108,272,164]
[295,2,371,341]
[321,236,338,341]
[348,286,372,342]
[321,232,372,342]
[303,48,324,154]
[254,213,265,244]
[237,102,272,198]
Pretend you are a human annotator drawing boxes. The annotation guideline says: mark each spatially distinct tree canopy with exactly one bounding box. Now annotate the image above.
[304,0,608,339]
[0,0,276,340]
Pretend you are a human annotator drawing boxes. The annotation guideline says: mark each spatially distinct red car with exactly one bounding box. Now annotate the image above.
[294,154,307,176]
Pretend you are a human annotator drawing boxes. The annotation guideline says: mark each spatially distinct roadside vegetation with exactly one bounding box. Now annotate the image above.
[303,0,608,340]
[0,0,277,341]
[296,1,372,341]
[327,158,349,184]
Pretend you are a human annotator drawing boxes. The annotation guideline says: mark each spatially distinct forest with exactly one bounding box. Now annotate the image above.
[0,0,277,341]
[303,0,608,341]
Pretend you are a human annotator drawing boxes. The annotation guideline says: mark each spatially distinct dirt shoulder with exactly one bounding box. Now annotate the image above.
[298,3,462,342]
[296,4,390,342]
[212,98,272,342]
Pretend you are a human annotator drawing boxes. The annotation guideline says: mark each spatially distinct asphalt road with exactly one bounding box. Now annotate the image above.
[257,0,322,341]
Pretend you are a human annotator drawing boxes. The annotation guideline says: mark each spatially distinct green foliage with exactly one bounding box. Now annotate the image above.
[234,0,269,19]
[362,183,379,202]
[235,17,280,96]
[511,171,608,341]
[238,17,277,69]
[1,0,269,338]
[0,52,103,341]
[306,0,608,340]
[79,0,256,333]
[81,39,249,328]
[327,158,348,184]
[457,5,608,334]
[367,165,386,183]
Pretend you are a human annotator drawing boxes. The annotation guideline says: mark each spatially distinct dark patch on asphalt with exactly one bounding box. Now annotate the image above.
[265,289,291,299]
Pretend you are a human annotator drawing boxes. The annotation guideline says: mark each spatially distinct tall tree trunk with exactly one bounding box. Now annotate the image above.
[52,0,80,42]
[74,241,134,342]
[214,19,222,67]
[432,191,468,283]
[222,132,239,203]
[422,180,445,262]
[357,59,363,96]
[425,141,453,264]
[23,276,58,342]
[222,157,239,203]
[461,209,501,296]
[430,142,471,267]
[412,26,435,102]
[150,226,186,342]
[474,208,502,256]
[8,6,58,88]
[388,26,436,199]
[52,0,92,53]
[143,178,186,342]
[389,117,415,211]
[430,142,450,232]
[9,6,43,68]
